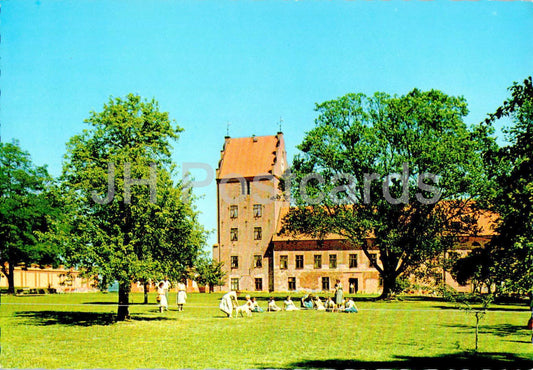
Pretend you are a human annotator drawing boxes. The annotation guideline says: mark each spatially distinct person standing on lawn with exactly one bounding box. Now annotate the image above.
[157,281,168,313]
[176,281,187,312]
[160,276,171,307]
[334,280,344,306]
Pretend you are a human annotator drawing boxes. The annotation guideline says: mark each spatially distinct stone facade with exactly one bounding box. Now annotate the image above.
[213,133,496,294]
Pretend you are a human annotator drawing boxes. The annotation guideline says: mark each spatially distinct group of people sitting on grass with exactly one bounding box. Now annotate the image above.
[219,291,358,318]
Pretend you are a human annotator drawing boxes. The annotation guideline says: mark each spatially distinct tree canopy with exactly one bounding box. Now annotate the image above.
[476,77,533,294]
[282,89,490,298]
[0,140,60,293]
[59,94,207,320]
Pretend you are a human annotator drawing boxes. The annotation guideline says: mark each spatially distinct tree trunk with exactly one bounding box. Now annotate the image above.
[143,280,150,304]
[377,274,398,300]
[117,281,130,321]
[6,262,15,294]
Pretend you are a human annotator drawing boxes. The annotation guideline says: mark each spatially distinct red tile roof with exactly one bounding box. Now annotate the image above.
[217,135,282,179]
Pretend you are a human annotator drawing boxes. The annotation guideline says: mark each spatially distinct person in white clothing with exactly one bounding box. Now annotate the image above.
[219,291,238,318]
[176,282,187,311]
[284,296,299,311]
[267,297,281,312]
[160,277,171,307]
[157,281,168,313]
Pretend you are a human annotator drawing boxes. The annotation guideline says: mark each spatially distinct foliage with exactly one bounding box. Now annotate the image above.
[450,247,496,294]
[479,76,533,294]
[194,254,227,292]
[58,94,207,320]
[0,140,61,293]
[282,89,490,298]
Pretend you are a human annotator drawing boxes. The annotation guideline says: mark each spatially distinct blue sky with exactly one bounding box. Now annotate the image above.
[2,0,532,249]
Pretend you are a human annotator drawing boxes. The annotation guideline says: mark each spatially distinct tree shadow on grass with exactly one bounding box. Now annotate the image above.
[442,322,527,338]
[435,305,527,312]
[14,310,174,326]
[283,352,533,370]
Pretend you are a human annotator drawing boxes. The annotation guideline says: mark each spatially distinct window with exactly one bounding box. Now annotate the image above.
[322,277,330,291]
[288,277,296,291]
[231,278,240,291]
[254,227,262,240]
[280,255,288,270]
[242,180,251,195]
[253,204,262,217]
[255,278,263,291]
[369,253,378,267]
[254,255,263,268]
[314,255,322,269]
[230,228,238,241]
[229,205,238,218]
[329,254,337,269]
[349,254,358,268]
[349,278,358,294]
[231,256,239,269]
[295,255,304,269]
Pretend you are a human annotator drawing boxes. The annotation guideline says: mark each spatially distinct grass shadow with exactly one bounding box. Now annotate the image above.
[435,305,527,312]
[14,310,174,326]
[282,352,533,370]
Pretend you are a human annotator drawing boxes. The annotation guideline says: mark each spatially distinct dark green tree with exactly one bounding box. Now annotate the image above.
[0,141,59,293]
[282,89,490,298]
[60,94,207,320]
[482,76,533,294]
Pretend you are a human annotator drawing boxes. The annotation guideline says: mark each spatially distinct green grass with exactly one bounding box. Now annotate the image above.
[1,292,532,369]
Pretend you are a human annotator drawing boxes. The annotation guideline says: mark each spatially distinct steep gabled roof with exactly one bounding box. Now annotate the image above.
[217,134,285,179]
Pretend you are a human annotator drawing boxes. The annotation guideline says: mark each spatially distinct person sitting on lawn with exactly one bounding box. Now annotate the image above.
[343,298,358,313]
[313,296,326,311]
[325,297,337,312]
[267,297,281,312]
[301,294,314,309]
[284,296,299,311]
[250,297,263,312]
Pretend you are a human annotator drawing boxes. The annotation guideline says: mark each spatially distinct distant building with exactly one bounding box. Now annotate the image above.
[0,264,96,293]
[213,133,497,294]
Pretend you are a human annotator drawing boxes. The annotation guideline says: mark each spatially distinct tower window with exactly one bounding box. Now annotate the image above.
[253,204,262,217]
[229,205,238,218]
[230,228,238,241]
[254,227,262,240]
[231,256,239,269]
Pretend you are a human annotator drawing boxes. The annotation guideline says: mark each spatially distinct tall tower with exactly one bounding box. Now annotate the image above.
[214,133,288,292]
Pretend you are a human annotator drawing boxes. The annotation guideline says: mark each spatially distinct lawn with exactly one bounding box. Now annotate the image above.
[1,292,532,369]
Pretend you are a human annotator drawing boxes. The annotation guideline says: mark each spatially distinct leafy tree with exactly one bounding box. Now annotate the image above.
[60,94,207,320]
[0,141,60,293]
[194,255,226,293]
[282,89,490,299]
[451,247,495,294]
[481,76,533,294]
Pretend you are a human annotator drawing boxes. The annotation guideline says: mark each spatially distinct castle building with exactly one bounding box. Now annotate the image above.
[213,133,496,293]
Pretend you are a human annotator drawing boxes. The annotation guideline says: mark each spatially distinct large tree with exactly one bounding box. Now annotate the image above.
[282,89,490,298]
[479,76,533,294]
[0,141,59,293]
[60,94,207,320]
